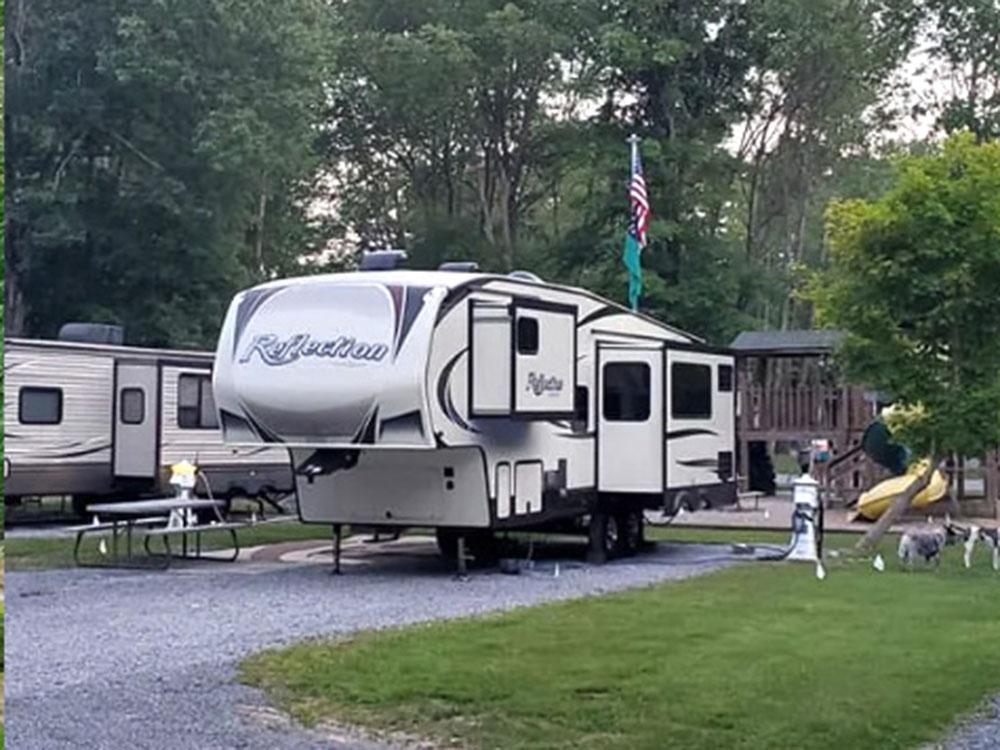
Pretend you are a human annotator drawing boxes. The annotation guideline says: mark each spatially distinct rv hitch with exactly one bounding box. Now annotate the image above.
[295,449,360,483]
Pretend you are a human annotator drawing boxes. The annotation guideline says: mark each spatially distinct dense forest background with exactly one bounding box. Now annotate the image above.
[5,0,1000,348]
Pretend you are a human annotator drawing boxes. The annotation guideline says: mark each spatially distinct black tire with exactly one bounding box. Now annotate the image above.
[618,510,643,556]
[588,511,621,563]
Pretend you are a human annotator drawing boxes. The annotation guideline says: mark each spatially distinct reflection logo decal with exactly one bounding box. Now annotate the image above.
[526,372,564,396]
[239,334,389,366]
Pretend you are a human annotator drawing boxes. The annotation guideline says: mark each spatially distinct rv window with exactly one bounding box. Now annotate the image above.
[200,377,220,429]
[718,364,734,393]
[178,374,220,429]
[516,316,539,355]
[572,385,589,433]
[19,387,63,425]
[120,388,145,424]
[602,363,650,422]
[672,363,712,419]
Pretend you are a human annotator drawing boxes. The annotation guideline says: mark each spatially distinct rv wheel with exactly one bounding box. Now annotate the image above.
[618,511,643,556]
[587,512,622,564]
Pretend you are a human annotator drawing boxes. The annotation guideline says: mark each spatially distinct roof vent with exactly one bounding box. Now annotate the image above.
[360,249,408,271]
[58,323,125,345]
[508,270,542,283]
[438,261,479,272]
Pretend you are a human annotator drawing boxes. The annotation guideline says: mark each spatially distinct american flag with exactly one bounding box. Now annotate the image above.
[628,148,650,246]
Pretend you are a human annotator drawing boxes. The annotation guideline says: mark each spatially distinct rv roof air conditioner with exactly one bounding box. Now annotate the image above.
[508,270,542,282]
[359,249,408,271]
[57,323,125,345]
[438,261,479,272]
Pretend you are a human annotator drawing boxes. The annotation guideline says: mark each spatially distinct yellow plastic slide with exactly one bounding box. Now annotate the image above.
[855,459,948,521]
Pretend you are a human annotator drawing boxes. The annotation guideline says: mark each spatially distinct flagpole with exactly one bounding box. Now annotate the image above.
[627,133,640,168]
[624,133,642,312]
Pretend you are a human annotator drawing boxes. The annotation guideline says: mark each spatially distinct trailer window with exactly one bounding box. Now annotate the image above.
[178,374,220,429]
[672,363,712,419]
[120,388,145,424]
[516,316,539,355]
[603,363,650,422]
[19,387,63,425]
[718,364,734,393]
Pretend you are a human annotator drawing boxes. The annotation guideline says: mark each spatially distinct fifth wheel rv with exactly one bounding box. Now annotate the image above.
[213,261,737,562]
[4,333,293,513]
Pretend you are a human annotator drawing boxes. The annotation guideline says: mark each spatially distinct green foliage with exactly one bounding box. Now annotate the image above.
[815,133,1000,457]
[6,0,998,351]
[6,0,332,347]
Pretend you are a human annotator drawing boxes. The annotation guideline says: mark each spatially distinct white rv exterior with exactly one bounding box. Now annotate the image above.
[3,338,292,506]
[214,270,737,555]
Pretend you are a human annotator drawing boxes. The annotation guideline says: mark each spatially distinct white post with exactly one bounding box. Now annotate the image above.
[787,473,821,562]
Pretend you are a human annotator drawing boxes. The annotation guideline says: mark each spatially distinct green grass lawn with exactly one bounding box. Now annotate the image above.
[4,518,334,571]
[241,528,1000,750]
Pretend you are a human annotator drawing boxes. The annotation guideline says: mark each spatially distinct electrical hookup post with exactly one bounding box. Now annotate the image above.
[787,473,827,579]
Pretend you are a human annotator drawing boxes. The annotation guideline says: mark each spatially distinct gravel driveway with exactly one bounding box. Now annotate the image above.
[935,695,1000,750]
[6,537,734,750]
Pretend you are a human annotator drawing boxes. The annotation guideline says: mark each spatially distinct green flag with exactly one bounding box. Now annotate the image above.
[622,232,642,312]
[623,134,648,312]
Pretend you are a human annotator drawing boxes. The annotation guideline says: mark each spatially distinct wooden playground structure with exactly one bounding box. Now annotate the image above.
[732,330,999,518]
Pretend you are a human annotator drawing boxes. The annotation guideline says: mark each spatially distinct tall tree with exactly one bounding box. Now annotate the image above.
[5,0,332,347]
[922,0,1000,140]
[325,0,595,272]
[545,0,759,343]
[814,134,1000,546]
[734,0,919,329]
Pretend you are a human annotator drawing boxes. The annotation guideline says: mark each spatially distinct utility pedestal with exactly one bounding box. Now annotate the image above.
[787,474,823,562]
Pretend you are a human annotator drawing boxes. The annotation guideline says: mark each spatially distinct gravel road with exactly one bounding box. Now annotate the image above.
[937,696,1000,750]
[6,537,734,750]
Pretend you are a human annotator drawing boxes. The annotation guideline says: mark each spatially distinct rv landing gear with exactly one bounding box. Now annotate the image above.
[436,529,497,571]
[331,523,343,575]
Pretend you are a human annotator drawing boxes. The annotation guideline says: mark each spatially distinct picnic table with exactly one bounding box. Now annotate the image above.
[72,498,245,569]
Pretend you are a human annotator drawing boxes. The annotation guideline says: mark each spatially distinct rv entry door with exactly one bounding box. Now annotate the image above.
[597,346,664,493]
[113,363,159,479]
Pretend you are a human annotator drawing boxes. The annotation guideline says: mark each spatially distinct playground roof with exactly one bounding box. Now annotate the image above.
[730,329,846,356]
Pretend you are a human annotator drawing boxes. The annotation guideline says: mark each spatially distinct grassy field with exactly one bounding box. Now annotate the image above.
[4,518,334,571]
[242,528,1000,750]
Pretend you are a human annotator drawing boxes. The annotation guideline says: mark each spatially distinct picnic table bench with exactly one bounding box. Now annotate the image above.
[73,498,245,569]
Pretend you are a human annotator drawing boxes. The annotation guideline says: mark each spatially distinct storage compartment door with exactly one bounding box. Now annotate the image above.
[113,363,159,478]
[469,301,512,417]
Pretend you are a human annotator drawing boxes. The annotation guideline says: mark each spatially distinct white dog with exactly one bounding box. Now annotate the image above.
[947,523,1000,570]
[969,526,1000,571]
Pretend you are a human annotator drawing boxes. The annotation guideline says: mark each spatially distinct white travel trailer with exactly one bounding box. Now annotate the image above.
[213,261,737,562]
[4,334,293,513]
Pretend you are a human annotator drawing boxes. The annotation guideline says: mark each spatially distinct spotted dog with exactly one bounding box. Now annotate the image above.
[971,526,1000,571]
[897,523,968,569]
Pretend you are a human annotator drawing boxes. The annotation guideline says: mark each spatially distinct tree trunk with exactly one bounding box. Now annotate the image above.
[5,223,28,336]
[856,457,939,552]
